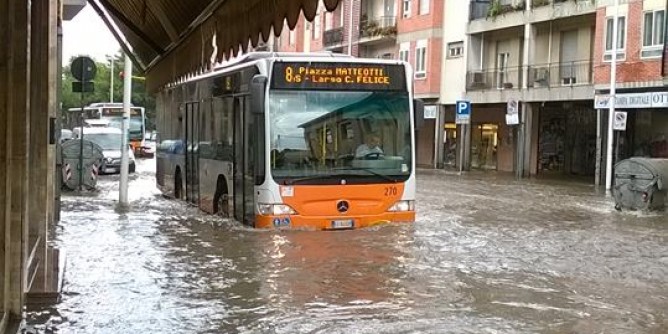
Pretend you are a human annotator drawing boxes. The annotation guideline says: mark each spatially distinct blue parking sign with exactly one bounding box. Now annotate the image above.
[455,100,471,124]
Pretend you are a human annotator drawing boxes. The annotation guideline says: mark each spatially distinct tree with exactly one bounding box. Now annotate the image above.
[61,51,156,130]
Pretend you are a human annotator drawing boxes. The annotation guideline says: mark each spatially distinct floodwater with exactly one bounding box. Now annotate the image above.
[25,160,667,334]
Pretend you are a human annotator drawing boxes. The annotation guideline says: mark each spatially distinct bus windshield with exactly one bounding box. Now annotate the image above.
[269,90,412,185]
[107,117,144,140]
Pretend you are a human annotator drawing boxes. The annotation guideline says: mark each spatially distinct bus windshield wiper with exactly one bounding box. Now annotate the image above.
[283,174,341,185]
[333,167,399,183]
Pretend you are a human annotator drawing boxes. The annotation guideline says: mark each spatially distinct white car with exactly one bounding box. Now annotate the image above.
[72,127,136,174]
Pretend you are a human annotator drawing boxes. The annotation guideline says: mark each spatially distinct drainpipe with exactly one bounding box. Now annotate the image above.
[348,0,354,55]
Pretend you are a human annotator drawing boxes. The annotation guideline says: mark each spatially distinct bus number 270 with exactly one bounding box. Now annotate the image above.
[384,186,398,196]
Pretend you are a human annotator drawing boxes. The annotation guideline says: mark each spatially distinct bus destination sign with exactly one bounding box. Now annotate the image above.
[271,62,406,91]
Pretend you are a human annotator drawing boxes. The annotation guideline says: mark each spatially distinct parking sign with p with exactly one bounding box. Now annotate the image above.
[456,100,471,124]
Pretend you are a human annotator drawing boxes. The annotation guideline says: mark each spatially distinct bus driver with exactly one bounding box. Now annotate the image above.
[355,134,383,158]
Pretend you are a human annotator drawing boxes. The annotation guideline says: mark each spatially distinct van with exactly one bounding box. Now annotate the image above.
[72,127,136,174]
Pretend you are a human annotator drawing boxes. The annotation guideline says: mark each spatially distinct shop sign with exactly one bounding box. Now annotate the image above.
[594,91,668,109]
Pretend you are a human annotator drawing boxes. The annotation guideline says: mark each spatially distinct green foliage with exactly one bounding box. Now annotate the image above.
[62,51,156,130]
[487,0,502,19]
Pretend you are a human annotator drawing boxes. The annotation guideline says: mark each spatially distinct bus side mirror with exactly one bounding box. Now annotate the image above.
[413,99,425,129]
[251,75,267,115]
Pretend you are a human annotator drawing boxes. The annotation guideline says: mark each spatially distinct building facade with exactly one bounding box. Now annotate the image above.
[437,0,601,178]
[593,0,668,183]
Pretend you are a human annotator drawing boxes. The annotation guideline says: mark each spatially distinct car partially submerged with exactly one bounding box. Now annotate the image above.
[72,127,136,174]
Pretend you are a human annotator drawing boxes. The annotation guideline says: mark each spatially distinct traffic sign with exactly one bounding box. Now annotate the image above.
[455,100,471,124]
[613,111,627,131]
[507,98,518,114]
[424,105,437,119]
[71,56,97,82]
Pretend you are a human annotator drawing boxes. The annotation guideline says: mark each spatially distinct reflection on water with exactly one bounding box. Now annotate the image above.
[24,161,668,334]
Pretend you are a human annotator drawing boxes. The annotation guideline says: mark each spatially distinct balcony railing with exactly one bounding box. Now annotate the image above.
[470,0,491,20]
[528,61,592,87]
[466,61,592,91]
[323,27,345,47]
[359,16,397,39]
[466,66,524,91]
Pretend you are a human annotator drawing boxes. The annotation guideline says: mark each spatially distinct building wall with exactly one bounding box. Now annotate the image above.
[407,37,442,97]
[396,0,443,98]
[593,1,665,85]
[440,0,468,104]
[533,19,595,65]
[397,0,443,32]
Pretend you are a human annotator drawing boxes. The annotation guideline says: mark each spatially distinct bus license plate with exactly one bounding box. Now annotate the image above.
[331,219,354,229]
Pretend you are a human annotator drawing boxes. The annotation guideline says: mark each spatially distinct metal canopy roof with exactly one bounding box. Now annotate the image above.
[92,0,342,92]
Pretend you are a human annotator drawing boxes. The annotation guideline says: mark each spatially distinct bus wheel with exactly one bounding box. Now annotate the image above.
[213,177,229,217]
[174,169,183,200]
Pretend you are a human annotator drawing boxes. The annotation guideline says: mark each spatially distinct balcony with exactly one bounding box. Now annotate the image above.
[358,16,397,44]
[324,27,345,47]
[469,0,526,21]
[528,61,592,88]
[466,66,524,91]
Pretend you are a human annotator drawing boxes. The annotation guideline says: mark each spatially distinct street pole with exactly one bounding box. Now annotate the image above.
[119,54,132,206]
[347,0,354,55]
[109,56,114,103]
[605,0,619,191]
[78,64,85,192]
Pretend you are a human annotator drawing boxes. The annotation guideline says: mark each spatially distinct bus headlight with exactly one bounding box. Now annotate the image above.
[257,203,297,216]
[387,200,415,212]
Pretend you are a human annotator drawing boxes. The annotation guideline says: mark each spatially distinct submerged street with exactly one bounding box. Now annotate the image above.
[25,159,667,334]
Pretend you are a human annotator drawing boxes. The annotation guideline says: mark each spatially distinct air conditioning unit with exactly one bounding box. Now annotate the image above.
[472,71,484,84]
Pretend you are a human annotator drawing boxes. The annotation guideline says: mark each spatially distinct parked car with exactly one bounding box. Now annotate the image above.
[60,129,73,143]
[72,127,136,174]
[139,131,157,158]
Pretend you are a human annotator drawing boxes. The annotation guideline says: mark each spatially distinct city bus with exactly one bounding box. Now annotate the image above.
[155,52,423,230]
[66,103,147,154]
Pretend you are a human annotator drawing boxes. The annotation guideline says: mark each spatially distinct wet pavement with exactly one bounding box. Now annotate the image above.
[25,160,667,334]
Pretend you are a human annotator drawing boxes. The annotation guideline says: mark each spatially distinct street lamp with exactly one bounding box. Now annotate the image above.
[106,55,114,103]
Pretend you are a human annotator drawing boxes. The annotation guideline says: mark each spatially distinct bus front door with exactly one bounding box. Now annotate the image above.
[233,96,258,226]
[185,102,200,205]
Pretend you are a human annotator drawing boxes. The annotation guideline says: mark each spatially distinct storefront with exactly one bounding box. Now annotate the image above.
[537,102,597,176]
[595,91,668,162]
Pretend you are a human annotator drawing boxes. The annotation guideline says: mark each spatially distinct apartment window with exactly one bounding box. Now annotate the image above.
[447,41,464,58]
[403,0,411,18]
[415,40,427,78]
[399,42,410,62]
[604,16,626,61]
[496,52,509,88]
[312,13,321,40]
[325,12,333,31]
[419,0,429,15]
[642,10,665,58]
[289,29,296,45]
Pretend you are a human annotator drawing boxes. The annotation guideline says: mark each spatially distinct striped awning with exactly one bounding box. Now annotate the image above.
[93,0,342,92]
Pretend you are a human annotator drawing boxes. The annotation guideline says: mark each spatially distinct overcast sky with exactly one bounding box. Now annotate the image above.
[62,5,120,65]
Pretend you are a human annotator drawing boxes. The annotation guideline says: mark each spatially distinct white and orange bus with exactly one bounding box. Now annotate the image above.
[155,52,423,229]
[66,103,147,155]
